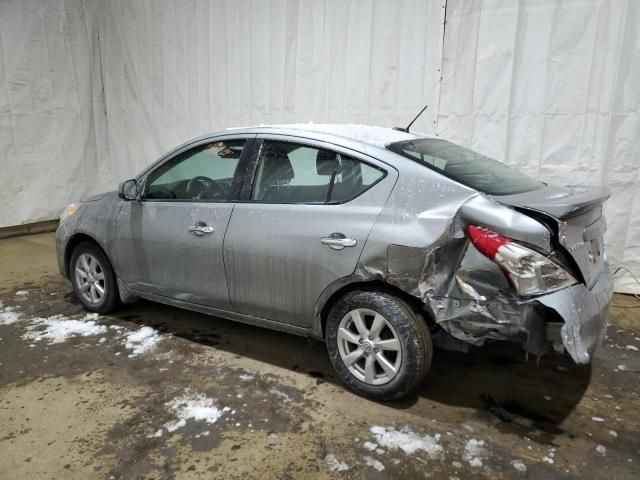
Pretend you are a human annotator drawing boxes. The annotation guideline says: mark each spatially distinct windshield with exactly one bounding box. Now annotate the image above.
[388,139,543,195]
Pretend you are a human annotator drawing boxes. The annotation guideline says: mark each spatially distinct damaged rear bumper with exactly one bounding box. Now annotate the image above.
[428,259,613,364]
[534,259,613,363]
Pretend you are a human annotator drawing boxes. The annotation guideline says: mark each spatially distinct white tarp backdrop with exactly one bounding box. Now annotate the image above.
[0,0,638,292]
[0,0,106,227]
[437,0,640,293]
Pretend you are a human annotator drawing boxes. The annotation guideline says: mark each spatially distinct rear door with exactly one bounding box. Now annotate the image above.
[113,135,254,309]
[223,136,397,327]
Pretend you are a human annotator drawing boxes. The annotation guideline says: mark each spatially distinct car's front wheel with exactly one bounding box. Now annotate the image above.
[326,290,432,401]
[70,241,120,314]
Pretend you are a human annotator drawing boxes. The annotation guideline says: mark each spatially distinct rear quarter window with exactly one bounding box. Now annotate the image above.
[329,156,384,203]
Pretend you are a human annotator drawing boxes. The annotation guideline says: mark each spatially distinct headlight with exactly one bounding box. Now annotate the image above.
[468,225,577,296]
[60,203,80,221]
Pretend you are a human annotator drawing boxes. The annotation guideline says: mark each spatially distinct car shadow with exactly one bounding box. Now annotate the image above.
[111,299,591,442]
[410,343,591,440]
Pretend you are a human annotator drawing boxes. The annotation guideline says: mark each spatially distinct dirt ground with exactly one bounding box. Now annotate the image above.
[0,232,638,480]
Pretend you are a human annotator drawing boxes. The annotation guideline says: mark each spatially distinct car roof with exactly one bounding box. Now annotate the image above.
[139,124,439,180]
[223,123,435,148]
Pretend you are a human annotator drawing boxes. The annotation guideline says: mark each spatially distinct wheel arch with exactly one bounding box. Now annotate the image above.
[317,280,435,340]
[63,233,110,277]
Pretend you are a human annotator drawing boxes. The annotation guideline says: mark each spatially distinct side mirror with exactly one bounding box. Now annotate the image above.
[118,179,139,201]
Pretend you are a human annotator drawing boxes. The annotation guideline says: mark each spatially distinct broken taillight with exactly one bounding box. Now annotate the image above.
[467,225,577,296]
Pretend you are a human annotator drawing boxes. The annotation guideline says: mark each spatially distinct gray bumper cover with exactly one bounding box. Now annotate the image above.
[536,260,613,363]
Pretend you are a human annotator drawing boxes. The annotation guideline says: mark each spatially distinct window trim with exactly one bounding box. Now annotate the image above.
[138,136,257,204]
[240,137,388,205]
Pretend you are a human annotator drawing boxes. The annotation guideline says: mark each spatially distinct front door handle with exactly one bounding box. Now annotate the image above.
[188,222,214,236]
[321,233,357,250]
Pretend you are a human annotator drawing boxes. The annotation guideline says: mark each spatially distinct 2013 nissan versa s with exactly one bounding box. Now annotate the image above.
[56,124,613,400]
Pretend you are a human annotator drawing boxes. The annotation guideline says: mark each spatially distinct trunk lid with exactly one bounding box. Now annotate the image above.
[494,185,610,289]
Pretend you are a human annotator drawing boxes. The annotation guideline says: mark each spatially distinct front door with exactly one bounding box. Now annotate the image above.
[223,137,397,327]
[113,137,251,310]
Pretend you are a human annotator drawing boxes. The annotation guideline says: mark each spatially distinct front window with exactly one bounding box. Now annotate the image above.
[145,140,245,201]
[388,139,543,195]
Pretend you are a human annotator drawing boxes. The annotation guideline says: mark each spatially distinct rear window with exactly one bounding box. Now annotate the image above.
[388,139,543,195]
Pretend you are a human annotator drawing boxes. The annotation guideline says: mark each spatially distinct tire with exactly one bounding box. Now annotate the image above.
[69,241,120,314]
[326,290,432,401]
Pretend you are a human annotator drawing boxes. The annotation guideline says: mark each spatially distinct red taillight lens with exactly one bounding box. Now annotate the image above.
[467,225,511,258]
[467,225,577,296]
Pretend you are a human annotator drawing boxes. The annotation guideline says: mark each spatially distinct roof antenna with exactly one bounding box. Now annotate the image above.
[393,104,429,133]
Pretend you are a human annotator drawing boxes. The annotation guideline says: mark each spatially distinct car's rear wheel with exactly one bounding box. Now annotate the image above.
[326,290,432,401]
[70,242,120,314]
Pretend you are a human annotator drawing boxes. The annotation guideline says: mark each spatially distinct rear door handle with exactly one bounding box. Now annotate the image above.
[321,233,357,250]
[188,222,214,236]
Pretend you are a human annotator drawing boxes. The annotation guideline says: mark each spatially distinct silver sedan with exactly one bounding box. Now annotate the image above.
[56,124,613,400]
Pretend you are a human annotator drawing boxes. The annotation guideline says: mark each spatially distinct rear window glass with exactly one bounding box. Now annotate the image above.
[388,139,543,195]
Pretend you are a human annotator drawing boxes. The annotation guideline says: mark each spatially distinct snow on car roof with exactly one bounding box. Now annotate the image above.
[226,123,433,148]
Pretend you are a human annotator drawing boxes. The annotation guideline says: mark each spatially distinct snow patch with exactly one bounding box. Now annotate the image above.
[239,374,255,381]
[0,303,20,325]
[596,445,606,455]
[511,460,527,473]
[370,426,443,458]
[15,290,29,296]
[325,454,349,472]
[544,447,557,464]
[363,456,385,472]
[363,441,377,451]
[625,345,638,351]
[123,326,162,357]
[162,391,229,434]
[463,439,486,468]
[269,387,292,403]
[23,314,107,343]
[592,416,605,422]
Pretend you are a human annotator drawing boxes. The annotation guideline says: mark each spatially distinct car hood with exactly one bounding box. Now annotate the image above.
[82,191,115,203]
[493,184,610,289]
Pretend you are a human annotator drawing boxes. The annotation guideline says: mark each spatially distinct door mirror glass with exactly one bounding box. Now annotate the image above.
[118,179,138,200]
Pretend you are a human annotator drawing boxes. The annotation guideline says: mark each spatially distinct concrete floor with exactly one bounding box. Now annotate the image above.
[0,233,638,480]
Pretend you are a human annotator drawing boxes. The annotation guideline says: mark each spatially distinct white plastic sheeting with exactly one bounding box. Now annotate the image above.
[437,0,640,293]
[0,0,638,292]
[0,0,106,228]
[98,0,445,183]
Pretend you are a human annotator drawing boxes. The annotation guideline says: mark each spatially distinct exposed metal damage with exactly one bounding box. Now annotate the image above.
[348,191,612,364]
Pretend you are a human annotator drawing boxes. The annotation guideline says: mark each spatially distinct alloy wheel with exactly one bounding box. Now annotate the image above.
[74,253,106,305]
[336,308,402,385]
